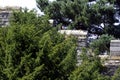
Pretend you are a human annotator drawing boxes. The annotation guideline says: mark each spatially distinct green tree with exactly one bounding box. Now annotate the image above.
[90,34,114,54]
[112,67,120,80]
[0,10,77,80]
[36,0,120,38]
[36,0,115,30]
[69,48,110,80]
[36,0,90,29]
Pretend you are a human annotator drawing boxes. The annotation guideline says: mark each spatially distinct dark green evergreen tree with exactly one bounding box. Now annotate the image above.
[0,9,77,80]
[90,34,114,54]
[36,0,115,30]
[69,48,110,80]
[112,67,120,80]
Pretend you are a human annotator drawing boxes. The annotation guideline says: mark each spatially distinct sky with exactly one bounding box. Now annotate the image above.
[0,0,54,14]
[0,0,37,9]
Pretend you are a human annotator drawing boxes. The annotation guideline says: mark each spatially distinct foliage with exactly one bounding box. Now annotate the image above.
[35,0,120,79]
[112,67,120,80]
[90,34,114,54]
[36,0,120,38]
[36,0,116,30]
[69,48,110,80]
[11,9,37,24]
[1,1,120,79]
[0,10,77,80]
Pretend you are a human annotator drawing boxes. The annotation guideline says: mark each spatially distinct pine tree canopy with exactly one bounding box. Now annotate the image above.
[0,10,77,80]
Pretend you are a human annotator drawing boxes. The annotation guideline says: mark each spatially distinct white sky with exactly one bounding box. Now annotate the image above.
[0,0,55,14]
[0,0,37,9]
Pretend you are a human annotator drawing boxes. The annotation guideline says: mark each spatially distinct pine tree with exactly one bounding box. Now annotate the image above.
[0,9,77,80]
[36,0,115,30]
[112,67,120,80]
[69,48,110,80]
[90,34,114,54]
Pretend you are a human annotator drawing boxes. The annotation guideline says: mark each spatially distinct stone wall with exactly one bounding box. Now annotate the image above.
[0,6,20,27]
[58,30,88,65]
[110,40,120,57]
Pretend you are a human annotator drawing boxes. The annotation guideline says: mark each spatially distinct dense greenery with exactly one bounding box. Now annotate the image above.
[112,67,120,80]
[70,59,110,80]
[0,10,77,80]
[0,0,120,80]
[90,34,114,54]
[36,0,120,79]
[37,0,120,37]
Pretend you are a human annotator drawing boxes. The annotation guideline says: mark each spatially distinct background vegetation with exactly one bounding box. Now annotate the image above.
[0,0,120,80]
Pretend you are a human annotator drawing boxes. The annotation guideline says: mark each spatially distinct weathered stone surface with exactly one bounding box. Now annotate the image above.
[110,40,120,56]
